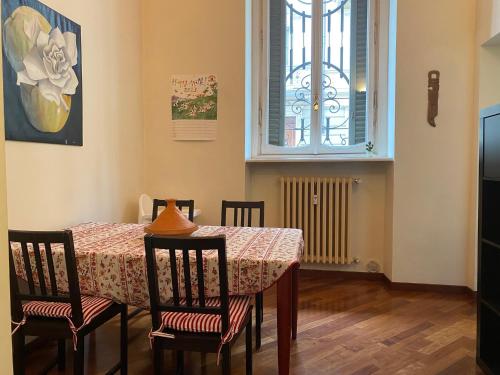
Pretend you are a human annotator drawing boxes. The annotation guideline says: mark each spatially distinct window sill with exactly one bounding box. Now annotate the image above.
[246,154,394,163]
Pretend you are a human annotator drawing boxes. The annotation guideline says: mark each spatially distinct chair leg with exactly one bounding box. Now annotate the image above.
[255,294,262,350]
[176,351,184,375]
[12,332,24,375]
[73,335,85,375]
[153,341,162,375]
[120,304,128,375]
[221,345,231,375]
[255,293,262,324]
[246,316,253,375]
[259,293,264,323]
[57,339,66,370]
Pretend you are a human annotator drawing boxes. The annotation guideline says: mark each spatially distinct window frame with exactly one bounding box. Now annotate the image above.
[251,0,382,159]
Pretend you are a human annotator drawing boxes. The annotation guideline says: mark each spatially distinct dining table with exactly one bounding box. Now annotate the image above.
[12,222,303,375]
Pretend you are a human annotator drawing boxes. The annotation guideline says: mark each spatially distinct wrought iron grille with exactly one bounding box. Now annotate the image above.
[272,0,367,149]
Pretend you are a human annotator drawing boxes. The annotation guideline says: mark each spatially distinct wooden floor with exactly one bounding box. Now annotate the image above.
[24,272,482,374]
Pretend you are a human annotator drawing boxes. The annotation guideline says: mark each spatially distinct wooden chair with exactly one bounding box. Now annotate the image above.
[221,201,264,228]
[152,199,195,222]
[130,198,195,321]
[221,200,265,349]
[8,230,128,375]
[144,235,253,375]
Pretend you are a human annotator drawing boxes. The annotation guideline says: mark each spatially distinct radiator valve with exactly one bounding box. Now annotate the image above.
[352,257,361,264]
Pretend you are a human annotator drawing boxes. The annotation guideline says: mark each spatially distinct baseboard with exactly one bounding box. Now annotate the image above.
[299,269,476,297]
[382,274,475,296]
[299,269,386,281]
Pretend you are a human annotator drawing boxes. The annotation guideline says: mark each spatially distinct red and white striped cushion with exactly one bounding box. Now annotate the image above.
[161,296,251,334]
[22,295,114,326]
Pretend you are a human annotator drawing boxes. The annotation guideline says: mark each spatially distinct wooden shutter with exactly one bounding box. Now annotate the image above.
[350,0,368,145]
[268,0,286,146]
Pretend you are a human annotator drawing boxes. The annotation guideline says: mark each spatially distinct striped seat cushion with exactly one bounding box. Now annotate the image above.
[161,295,251,334]
[22,295,114,326]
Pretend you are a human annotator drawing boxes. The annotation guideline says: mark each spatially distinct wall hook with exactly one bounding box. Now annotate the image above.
[427,70,440,127]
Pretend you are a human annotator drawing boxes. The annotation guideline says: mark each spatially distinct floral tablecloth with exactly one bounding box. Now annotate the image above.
[12,223,303,308]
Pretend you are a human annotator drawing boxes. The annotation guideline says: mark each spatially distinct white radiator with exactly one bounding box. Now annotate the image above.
[280,177,354,264]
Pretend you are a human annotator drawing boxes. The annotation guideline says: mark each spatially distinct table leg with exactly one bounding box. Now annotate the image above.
[277,268,292,375]
[292,265,299,340]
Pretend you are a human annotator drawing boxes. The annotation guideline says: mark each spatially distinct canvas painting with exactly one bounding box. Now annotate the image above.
[2,0,83,146]
[171,74,217,121]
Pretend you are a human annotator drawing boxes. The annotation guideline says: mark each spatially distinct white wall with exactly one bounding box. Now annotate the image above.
[477,0,500,45]
[142,0,247,226]
[0,9,13,370]
[0,111,13,375]
[478,47,500,109]
[247,162,389,272]
[390,0,476,286]
[384,164,394,279]
[468,3,500,290]
[5,0,144,230]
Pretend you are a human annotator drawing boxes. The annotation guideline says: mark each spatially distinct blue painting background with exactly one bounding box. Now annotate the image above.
[2,0,83,146]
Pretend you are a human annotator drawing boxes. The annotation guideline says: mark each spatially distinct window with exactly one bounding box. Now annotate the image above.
[253,0,380,157]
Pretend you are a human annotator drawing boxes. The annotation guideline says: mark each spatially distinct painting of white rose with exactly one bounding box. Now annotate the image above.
[2,0,82,146]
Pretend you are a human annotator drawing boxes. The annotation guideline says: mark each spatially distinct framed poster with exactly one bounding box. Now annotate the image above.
[2,0,83,145]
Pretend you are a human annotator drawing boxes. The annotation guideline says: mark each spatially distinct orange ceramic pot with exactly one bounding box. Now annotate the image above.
[144,199,198,235]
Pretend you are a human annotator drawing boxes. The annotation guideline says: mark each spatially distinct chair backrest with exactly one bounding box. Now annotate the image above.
[8,230,83,326]
[221,200,265,227]
[139,193,154,223]
[152,199,195,222]
[144,235,229,335]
